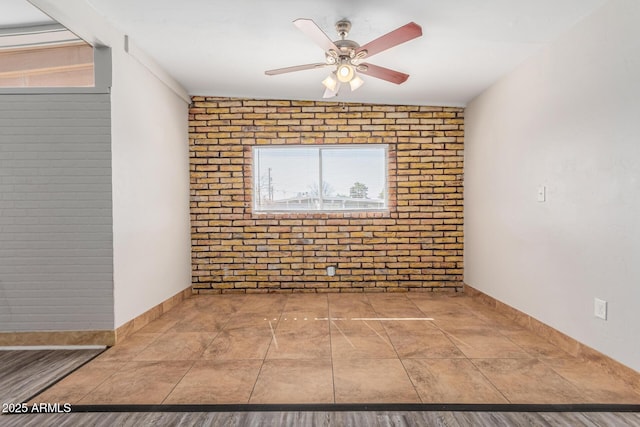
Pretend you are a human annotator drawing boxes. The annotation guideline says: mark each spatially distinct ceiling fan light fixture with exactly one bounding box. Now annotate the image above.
[355,50,368,60]
[322,72,338,91]
[323,82,340,98]
[336,63,355,83]
[265,18,422,97]
[349,74,364,91]
[322,87,336,98]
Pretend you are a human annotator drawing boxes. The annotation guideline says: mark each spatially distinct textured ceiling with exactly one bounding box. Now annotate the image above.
[7,0,608,106]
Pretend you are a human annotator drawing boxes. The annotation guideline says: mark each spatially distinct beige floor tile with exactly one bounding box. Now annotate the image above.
[416,300,490,329]
[31,293,640,406]
[202,328,272,360]
[331,319,397,358]
[407,294,469,316]
[224,314,280,331]
[164,360,262,404]
[472,358,588,404]
[331,331,397,359]
[281,294,329,317]
[266,322,331,359]
[250,359,333,403]
[457,300,527,333]
[365,294,425,318]
[431,316,489,330]
[95,333,160,361]
[277,315,324,327]
[543,358,640,404]
[78,361,193,404]
[133,301,201,334]
[330,318,387,335]
[500,330,571,359]
[178,295,237,313]
[135,314,180,334]
[30,361,122,404]
[236,294,289,315]
[165,312,229,333]
[334,358,420,403]
[383,321,464,359]
[441,327,531,359]
[403,358,508,403]
[328,293,377,317]
[279,310,324,323]
[134,332,217,361]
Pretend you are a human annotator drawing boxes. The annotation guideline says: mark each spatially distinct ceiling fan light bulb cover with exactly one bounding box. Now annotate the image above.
[322,87,337,98]
[336,64,355,82]
[322,73,338,91]
[350,74,364,91]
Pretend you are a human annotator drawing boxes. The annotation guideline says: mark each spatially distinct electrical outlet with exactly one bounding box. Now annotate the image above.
[327,266,336,277]
[594,298,607,320]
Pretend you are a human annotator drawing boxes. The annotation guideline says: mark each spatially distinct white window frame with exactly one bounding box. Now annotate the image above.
[252,144,389,213]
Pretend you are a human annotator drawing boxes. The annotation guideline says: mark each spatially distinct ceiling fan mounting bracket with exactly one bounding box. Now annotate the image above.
[335,19,351,39]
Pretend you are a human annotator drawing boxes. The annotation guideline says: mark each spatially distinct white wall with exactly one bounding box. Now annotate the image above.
[110,42,191,328]
[465,0,640,371]
[30,0,192,329]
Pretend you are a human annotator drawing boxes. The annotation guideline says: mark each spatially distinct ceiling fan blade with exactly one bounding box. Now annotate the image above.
[356,22,422,59]
[358,63,409,84]
[265,63,328,76]
[293,18,340,53]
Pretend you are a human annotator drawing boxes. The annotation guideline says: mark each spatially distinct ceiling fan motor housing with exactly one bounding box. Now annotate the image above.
[326,39,360,64]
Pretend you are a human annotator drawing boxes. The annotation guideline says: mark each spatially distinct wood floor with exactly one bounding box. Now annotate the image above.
[3,407,640,426]
[0,349,102,404]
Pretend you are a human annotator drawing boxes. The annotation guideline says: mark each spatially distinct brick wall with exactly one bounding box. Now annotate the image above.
[189,97,464,293]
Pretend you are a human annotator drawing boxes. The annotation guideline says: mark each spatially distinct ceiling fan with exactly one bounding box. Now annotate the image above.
[265,18,423,98]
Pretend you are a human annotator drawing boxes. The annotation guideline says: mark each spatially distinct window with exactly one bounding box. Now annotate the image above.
[0,25,95,88]
[253,145,388,212]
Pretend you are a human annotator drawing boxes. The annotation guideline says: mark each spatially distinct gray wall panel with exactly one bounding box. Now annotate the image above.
[0,94,113,331]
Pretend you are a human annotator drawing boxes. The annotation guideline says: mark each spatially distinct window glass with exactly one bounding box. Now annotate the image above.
[253,145,387,212]
[0,25,94,88]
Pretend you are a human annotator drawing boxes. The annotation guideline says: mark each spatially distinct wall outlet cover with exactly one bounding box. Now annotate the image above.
[594,298,607,320]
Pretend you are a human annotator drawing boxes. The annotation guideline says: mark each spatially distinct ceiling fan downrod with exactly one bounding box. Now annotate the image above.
[335,19,351,39]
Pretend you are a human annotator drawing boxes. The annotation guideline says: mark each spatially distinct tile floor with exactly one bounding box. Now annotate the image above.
[32,293,640,405]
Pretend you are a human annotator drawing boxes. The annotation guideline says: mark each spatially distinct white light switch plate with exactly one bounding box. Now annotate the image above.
[537,186,546,202]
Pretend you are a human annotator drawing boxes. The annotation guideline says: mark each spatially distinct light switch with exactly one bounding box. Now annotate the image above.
[537,185,546,202]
